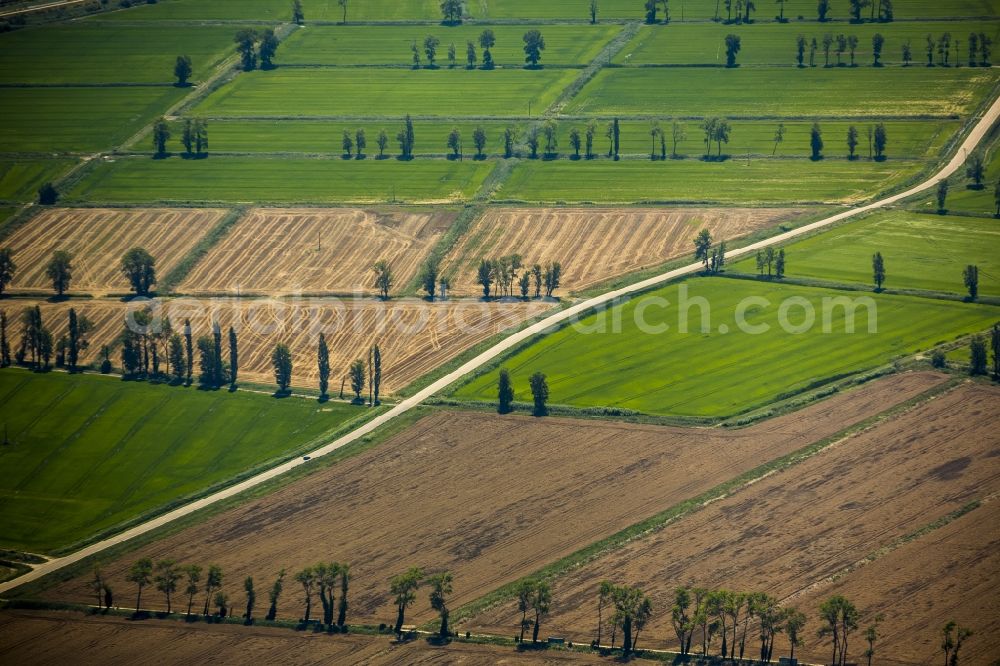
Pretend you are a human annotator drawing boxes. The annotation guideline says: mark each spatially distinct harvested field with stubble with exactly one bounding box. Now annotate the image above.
[0,300,128,368]
[3,208,225,296]
[0,611,601,666]
[441,207,807,296]
[168,297,551,392]
[3,298,550,393]
[40,372,946,627]
[465,382,1000,663]
[179,208,455,297]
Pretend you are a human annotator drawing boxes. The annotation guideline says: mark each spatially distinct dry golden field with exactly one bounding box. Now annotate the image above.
[2,297,550,392]
[441,207,806,296]
[179,208,454,296]
[4,208,225,296]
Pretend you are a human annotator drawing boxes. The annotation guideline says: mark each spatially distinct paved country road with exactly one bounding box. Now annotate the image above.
[0,0,90,18]
[2,92,998,597]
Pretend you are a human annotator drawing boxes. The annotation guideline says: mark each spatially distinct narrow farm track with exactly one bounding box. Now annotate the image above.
[2,91,998,597]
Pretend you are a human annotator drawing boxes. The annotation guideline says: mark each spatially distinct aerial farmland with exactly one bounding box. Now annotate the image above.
[0,0,998,664]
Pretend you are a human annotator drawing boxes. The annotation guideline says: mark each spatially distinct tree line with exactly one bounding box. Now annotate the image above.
[0,246,158,298]
[795,31,992,68]
[99,557,979,664]
[249,115,892,162]
[409,29,546,69]
[152,117,208,159]
[0,305,93,373]
[477,256,562,300]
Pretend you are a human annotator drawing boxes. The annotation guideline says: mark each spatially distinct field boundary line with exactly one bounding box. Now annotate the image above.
[1,90,997,598]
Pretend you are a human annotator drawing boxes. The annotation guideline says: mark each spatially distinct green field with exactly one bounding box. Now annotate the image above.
[1,87,188,153]
[472,0,1000,20]
[0,24,239,84]
[567,67,995,117]
[67,155,495,203]
[934,132,1000,215]
[0,159,76,202]
[732,210,1000,295]
[194,68,579,118]
[94,0,439,22]
[280,24,622,66]
[0,370,365,552]
[90,0,1000,21]
[136,118,956,160]
[453,277,1000,417]
[616,21,1000,66]
[497,157,922,204]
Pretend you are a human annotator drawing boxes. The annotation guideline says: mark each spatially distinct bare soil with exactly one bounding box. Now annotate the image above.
[441,207,806,296]
[0,610,600,665]
[179,208,454,297]
[790,494,1000,666]
[466,382,1000,665]
[4,208,225,296]
[40,372,945,630]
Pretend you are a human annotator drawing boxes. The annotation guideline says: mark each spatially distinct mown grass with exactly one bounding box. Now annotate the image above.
[0,370,366,553]
[193,67,579,117]
[94,0,440,22]
[137,118,957,160]
[731,210,1000,296]
[66,155,495,203]
[452,277,1000,417]
[496,157,924,204]
[929,131,1000,215]
[566,67,995,117]
[474,0,999,20]
[1,87,188,153]
[92,0,1000,21]
[0,159,76,202]
[615,20,1000,65]
[0,24,239,84]
[280,24,621,66]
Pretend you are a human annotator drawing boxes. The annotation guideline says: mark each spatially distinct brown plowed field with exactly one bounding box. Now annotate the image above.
[0,611,601,665]
[1,298,549,393]
[466,383,1000,665]
[441,207,807,296]
[179,208,454,296]
[790,496,1000,666]
[4,208,225,296]
[41,372,945,628]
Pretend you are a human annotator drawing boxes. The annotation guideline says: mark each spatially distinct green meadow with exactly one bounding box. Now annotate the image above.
[0,159,76,202]
[453,277,1000,417]
[137,118,956,160]
[91,0,466,22]
[1,87,188,153]
[194,68,579,118]
[496,157,922,204]
[566,67,995,117]
[616,21,1000,66]
[0,370,365,553]
[732,210,1000,295]
[0,24,239,84]
[280,24,622,66]
[67,155,495,203]
[90,0,1000,21]
[935,132,1000,215]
